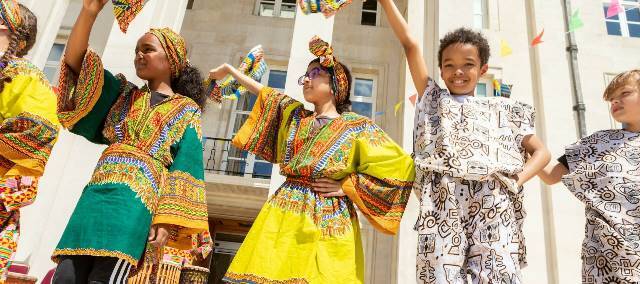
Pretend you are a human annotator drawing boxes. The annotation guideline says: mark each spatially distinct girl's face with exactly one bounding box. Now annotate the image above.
[134,33,172,82]
[440,43,488,96]
[609,78,640,128]
[300,62,335,105]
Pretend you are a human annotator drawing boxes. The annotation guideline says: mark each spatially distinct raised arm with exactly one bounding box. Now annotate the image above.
[209,63,264,95]
[378,0,429,97]
[64,0,109,73]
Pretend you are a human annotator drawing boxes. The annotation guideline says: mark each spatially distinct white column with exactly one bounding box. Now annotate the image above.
[23,0,70,69]
[101,0,189,85]
[396,0,426,283]
[268,7,334,194]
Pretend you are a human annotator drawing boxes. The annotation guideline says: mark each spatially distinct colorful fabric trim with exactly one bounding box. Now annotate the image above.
[208,45,268,102]
[52,248,138,266]
[57,50,105,129]
[148,27,188,78]
[298,0,353,18]
[0,176,38,212]
[224,272,309,284]
[0,0,20,33]
[308,36,349,105]
[112,0,147,33]
[341,174,412,234]
[153,170,208,233]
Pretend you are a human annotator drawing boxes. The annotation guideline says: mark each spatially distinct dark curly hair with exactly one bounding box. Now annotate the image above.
[437,28,491,68]
[308,58,353,114]
[171,64,206,111]
[0,3,38,93]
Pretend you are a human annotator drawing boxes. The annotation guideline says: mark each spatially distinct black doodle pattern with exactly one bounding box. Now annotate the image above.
[413,78,534,283]
[562,129,640,283]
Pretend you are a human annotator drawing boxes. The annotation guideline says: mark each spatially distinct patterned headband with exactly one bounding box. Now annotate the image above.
[309,35,349,105]
[0,0,21,33]
[148,27,188,78]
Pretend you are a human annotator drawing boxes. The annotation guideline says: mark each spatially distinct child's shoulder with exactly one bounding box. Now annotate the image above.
[575,129,638,146]
[3,58,49,83]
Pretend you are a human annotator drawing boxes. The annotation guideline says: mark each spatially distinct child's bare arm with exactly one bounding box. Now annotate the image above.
[378,0,429,97]
[516,134,551,186]
[537,160,569,185]
[209,63,264,96]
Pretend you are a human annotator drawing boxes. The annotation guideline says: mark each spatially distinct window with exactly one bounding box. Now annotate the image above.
[256,0,296,18]
[225,68,286,178]
[473,0,488,29]
[603,0,640,38]
[361,0,378,26]
[187,0,195,9]
[476,82,488,97]
[351,77,376,118]
[43,43,65,84]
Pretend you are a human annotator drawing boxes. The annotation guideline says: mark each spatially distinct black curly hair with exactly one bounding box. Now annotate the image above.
[308,58,353,114]
[0,3,37,93]
[171,64,206,111]
[437,28,491,68]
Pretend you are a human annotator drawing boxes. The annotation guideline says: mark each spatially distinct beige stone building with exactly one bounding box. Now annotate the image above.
[9,0,640,283]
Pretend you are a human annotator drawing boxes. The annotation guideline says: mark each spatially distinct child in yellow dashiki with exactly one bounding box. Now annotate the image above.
[380,1,551,283]
[539,70,640,283]
[0,1,60,282]
[209,36,415,283]
[52,1,208,283]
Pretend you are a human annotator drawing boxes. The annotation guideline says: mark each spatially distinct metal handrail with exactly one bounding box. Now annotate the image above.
[201,137,271,179]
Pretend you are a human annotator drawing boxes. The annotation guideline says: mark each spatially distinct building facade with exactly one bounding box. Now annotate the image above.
[11,0,640,283]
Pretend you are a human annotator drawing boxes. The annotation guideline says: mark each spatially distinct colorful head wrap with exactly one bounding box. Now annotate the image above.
[298,0,353,18]
[148,27,188,78]
[206,45,268,103]
[0,0,21,33]
[309,35,349,105]
[112,0,148,33]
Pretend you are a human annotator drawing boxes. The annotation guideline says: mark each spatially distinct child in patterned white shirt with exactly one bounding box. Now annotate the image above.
[539,70,640,284]
[378,0,551,283]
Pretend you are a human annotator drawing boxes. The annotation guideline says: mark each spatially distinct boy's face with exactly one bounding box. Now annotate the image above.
[609,78,640,126]
[440,43,488,96]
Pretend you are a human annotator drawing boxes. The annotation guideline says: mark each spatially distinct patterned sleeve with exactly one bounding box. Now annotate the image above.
[0,176,38,211]
[57,50,123,144]
[0,65,60,177]
[194,230,213,259]
[340,122,415,235]
[231,86,307,163]
[507,101,536,149]
[153,108,209,250]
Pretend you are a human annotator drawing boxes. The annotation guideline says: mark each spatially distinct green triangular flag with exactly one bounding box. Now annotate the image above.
[569,9,584,32]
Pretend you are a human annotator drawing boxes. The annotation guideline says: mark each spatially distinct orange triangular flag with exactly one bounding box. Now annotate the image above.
[409,94,417,106]
[531,29,544,46]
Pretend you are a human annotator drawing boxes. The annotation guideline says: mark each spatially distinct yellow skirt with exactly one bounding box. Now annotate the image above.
[223,180,365,283]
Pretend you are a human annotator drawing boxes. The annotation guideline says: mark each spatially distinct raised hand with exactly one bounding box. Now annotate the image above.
[209,63,231,81]
[83,0,109,17]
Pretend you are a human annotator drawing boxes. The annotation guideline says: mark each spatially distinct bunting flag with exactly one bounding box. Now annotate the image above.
[500,40,513,57]
[207,45,268,103]
[569,9,584,32]
[531,29,544,46]
[409,94,417,106]
[112,0,148,33]
[394,101,403,117]
[606,0,622,18]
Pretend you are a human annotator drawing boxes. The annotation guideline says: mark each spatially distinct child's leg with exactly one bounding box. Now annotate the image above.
[87,257,132,284]
[466,180,523,284]
[53,255,92,284]
[415,173,468,284]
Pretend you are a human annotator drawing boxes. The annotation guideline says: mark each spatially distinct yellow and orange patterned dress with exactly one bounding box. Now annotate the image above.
[0,58,60,282]
[223,87,415,283]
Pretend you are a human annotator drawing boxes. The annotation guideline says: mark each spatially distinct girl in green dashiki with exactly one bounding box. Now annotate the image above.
[52,0,209,282]
[208,36,415,284]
